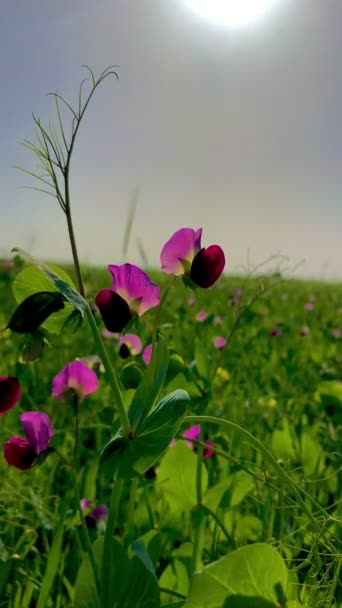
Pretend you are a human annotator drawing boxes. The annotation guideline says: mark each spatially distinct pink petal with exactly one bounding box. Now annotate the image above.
[108,264,160,316]
[20,412,54,455]
[142,344,153,366]
[203,440,215,458]
[183,424,201,442]
[52,361,98,401]
[119,333,143,356]
[80,498,92,510]
[4,436,36,470]
[0,376,21,414]
[160,228,203,275]
[196,311,207,322]
[213,336,227,349]
[190,245,225,288]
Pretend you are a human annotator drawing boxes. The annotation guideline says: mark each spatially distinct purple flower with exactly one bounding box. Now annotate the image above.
[300,326,310,336]
[142,344,153,366]
[196,311,207,322]
[80,498,108,529]
[331,328,341,339]
[96,264,160,333]
[304,303,314,311]
[160,227,225,288]
[270,327,282,337]
[0,376,21,415]
[4,412,54,470]
[213,336,227,349]
[183,424,214,458]
[213,315,223,325]
[118,334,142,358]
[52,361,98,401]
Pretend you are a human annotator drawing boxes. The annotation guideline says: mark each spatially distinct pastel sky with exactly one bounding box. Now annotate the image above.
[1,0,342,278]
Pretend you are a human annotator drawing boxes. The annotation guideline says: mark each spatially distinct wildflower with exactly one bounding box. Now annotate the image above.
[213,315,222,325]
[183,424,214,458]
[4,412,53,470]
[331,328,341,339]
[304,303,314,311]
[0,376,21,415]
[160,227,225,288]
[187,297,196,307]
[270,327,282,337]
[95,264,160,333]
[80,498,108,529]
[215,367,231,383]
[309,294,316,302]
[196,311,207,322]
[213,336,227,349]
[118,334,142,359]
[52,361,98,401]
[300,326,310,336]
[142,344,152,365]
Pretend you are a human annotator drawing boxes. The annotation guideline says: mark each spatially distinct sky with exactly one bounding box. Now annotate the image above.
[1,0,342,279]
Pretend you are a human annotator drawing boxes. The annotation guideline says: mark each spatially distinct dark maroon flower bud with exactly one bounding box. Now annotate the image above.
[4,437,36,470]
[0,376,21,414]
[95,289,132,333]
[190,245,225,288]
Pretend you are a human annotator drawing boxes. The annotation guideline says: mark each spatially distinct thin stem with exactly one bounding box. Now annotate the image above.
[191,428,205,573]
[72,394,80,470]
[86,307,131,437]
[65,181,85,297]
[151,276,178,352]
[159,588,186,600]
[101,477,124,608]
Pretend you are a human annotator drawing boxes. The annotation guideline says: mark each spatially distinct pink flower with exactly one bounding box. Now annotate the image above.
[142,344,153,366]
[304,303,314,311]
[80,498,108,528]
[331,329,341,339]
[52,361,98,401]
[300,326,310,336]
[160,227,225,288]
[213,336,227,349]
[4,412,54,470]
[213,315,222,325]
[118,334,142,358]
[0,376,21,415]
[183,424,214,458]
[95,264,160,333]
[196,311,207,322]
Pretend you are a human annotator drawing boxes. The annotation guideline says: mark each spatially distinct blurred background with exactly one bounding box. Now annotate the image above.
[1,0,341,278]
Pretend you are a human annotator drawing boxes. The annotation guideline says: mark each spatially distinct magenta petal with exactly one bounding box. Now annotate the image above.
[95,289,132,333]
[0,376,21,414]
[160,227,203,275]
[89,504,108,521]
[142,344,153,366]
[4,436,36,470]
[203,440,215,458]
[214,337,227,349]
[52,361,99,401]
[20,412,54,455]
[119,334,142,356]
[183,424,201,442]
[190,245,225,288]
[80,498,92,510]
[108,264,160,316]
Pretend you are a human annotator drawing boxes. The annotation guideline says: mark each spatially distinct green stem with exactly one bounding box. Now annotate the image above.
[86,306,131,437]
[151,276,177,352]
[192,429,205,573]
[126,478,139,541]
[184,415,336,553]
[101,477,124,608]
[72,394,80,471]
[65,190,85,297]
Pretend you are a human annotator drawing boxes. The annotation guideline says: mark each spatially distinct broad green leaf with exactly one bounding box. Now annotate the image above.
[128,335,169,431]
[159,559,189,604]
[101,389,190,479]
[205,471,254,512]
[300,432,324,476]
[13,264,77,334]
[157,441,208,512]
[185,543,288,608]
[271,419,296,461]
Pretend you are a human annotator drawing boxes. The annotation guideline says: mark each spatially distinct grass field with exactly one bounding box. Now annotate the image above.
[0,259,341,607]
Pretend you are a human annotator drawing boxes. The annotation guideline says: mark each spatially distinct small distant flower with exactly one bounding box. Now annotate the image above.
[300,326,310,336]
[331,328,341,339]
[0,259,15,271]
[215,367,231,383]
[304,303,314,311]
[183,424,214,458]
[142,344,153,366]
[80,498,108,529]
[95,264,160,333]
[0,376,21,415]
[160,227,225,288]
[4,412,53,470]
[196,311,207,322]
[232,288,242,299]
[309,294,316,302]
[270,327,282,337]
[187,297,196,307]
[213,315,222,325]
[52,361,98,401]
[118,334,142,359]
[213,336,227,349]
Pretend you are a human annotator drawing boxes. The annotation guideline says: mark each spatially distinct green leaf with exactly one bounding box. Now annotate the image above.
[74,537,160,608]
[13,264,77,334]
[194,338,210,382]
[185,543,288,608]
[36,499,67,608]
[8,291,65,333]
[157,441,208,512]
[271,419,296,461]
[101,389,190,479]
[19,330,46,363]
[120,361,144,389]
[128,335,169,432]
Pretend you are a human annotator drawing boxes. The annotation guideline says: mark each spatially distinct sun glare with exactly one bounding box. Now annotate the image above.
[186,0,282,28]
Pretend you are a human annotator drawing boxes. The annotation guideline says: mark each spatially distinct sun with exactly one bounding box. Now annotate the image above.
[186,0,282,28]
